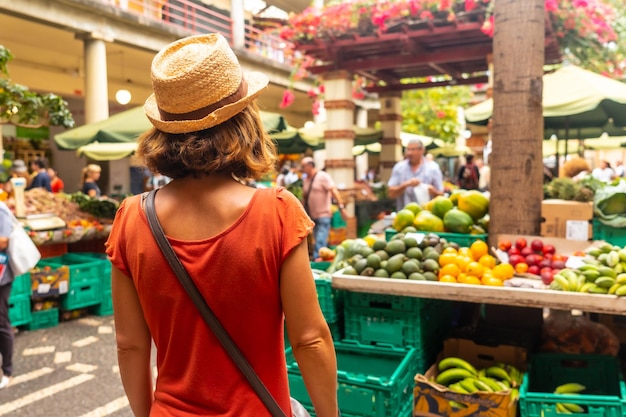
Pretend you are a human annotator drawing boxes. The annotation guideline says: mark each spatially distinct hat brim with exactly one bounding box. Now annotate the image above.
[144,71,269,134]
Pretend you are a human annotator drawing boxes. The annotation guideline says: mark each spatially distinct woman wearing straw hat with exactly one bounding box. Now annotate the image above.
[106,34,338,417]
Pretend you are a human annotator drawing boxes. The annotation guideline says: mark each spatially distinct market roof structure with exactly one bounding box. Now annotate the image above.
[294,18,562,92]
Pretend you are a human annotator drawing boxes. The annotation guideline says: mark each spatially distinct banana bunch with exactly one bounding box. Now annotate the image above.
[573,244,626,296]
[434,357,523,400]
[553,382,586,414]
[549,264,626,295]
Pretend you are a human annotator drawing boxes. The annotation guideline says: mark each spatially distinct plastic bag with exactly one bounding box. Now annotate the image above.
[540,310,619,356]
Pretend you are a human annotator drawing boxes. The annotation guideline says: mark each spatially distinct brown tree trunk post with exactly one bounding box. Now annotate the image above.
[489,0,545,248]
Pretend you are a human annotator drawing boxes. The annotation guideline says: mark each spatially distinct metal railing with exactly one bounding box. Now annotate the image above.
[105,0,295,66]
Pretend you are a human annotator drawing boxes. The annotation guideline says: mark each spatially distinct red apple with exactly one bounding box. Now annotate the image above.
[551,260,565,270]
[525,254,543,267]
[542,244,556,255]
[516,238,527,250]
[539,258,552,269]
[509,254,524,266]
[520,247,533,257]
[530,239,544,253]
[508,247,521,256]
[544,253,554,260]
[540,268,554,285]
[528,265,540,275]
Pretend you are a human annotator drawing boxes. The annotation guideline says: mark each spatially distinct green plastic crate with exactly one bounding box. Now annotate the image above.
[314,277,344,323]
[60,278,102,311]
[8,294,31,327]
[70,252,111,290]
[304,397,412,417]
[310,261,332,271]
[9,273,32,298]
[592,219,626,247]
[287,340,418,417]
[26,308,59,330]
[520,353,626,417]
[88,290,113,316]
[38,254,103,288]
[384,228,487,247]
[344,292,437,313]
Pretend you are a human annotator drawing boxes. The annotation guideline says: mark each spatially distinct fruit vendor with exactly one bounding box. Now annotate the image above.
[387,139,444,211]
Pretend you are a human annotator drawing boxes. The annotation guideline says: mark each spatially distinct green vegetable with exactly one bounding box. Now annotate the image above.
[594,179,626,227]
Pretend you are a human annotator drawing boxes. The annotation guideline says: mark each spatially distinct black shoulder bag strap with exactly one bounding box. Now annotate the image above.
[302,172,317,215]
[144,190,288,417]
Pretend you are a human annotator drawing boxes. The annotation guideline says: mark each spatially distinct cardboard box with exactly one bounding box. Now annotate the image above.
[413,338,527,417]
[540,199,593,240]
[30,266,69,299]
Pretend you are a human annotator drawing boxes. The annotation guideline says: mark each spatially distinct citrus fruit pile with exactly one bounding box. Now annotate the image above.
[437,240,514,286]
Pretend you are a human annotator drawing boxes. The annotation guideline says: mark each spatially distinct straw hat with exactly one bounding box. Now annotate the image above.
[144,33,268,134]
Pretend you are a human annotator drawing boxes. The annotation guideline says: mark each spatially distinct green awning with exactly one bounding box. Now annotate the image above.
[77,142,138,161]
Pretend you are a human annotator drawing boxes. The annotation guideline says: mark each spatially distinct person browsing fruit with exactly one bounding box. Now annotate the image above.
[301,156,346,260]
[105,34,338,417]
[387,138,444,211]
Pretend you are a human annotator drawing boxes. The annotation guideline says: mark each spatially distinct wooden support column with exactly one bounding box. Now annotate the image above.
[323,70,356,238]
[378,92,403,182]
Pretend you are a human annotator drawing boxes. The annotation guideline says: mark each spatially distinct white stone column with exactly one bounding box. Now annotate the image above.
[231,0,245,49]
[322,70,356,237]
[378,92,403,182]
[82,34,109,124]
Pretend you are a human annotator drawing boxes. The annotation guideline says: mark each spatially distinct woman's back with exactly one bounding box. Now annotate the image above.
[107,183,310,416]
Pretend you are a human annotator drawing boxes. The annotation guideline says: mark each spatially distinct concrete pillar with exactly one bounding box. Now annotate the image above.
[231,0,245,49]
[378,92,403,182]
[322,70,356,238]
[81,34,109,124]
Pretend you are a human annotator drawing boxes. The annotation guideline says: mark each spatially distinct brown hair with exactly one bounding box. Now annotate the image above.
[137,102,277,180]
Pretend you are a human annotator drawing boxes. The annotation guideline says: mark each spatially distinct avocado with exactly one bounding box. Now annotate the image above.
[385,253,406,274]
[406,247,423,260]
[403,237,419,248]
[375,250,389,261]
[372,239,387,251]
[343,267,358,275]
[423,271,438,281]
[366,253,382,270]
[385,240,406,256]
[422,259,440,273]
[390,271,407,279]
[374,268,390,278]
[353,258,368,274]
[360,267,375,276]
[408,272,426,281]
[402,261,420,275]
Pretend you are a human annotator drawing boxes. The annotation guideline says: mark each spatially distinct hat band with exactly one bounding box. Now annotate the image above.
[158,78,249,123]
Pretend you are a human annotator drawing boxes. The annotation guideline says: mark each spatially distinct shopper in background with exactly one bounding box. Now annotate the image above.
[5,160,31,195]
[47,168,64,193]
[301,156,347,260]
[26,158,51,192]
[476,158,490,192]
[457,154,480,190]
[614,161,624,178]
[106,33,338,417]
[0,202,14,389]
[387,138,444,210]
[80,164,102,197]
[591,160,615,183]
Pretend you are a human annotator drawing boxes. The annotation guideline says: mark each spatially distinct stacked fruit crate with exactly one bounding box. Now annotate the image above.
[8,273,32,327]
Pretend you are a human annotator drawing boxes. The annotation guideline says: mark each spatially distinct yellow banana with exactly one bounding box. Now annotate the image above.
[472,378,494,392]
[579,282,594,293]
[562,403,585,413]
[436,368,476,386]
[459,378,478,394]
[578,264,599,272]
[616,284,626,296]
[616,273,626,285]
[448,382,469,394]
[589,285,609,294]
[449,400,468,409]
[607,251,620,267]
[553,274,572,291]
[614,263,624,274]
[598,266,617,278]
[438,357,477,375]
[555,383,586,394]
[582,270,600,281]
[619,248,626,262]
[609,283,621,295]
[479,376,504,392]
[556,403,573,414]
[485,366,512,383]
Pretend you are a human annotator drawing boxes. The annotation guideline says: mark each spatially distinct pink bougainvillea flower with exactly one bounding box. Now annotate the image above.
[307,88,318,98]
[544,0,558,12]
[573,0,589,7]
[420,10,433,20]
[279,89,295,109]
[481,15,494,37]
[465,0,477,12]
[319,85,325,94]
[312,100,321,116]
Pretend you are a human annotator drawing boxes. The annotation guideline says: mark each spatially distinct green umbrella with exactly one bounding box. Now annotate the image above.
[54,106,292,150]
[466,65,626,130]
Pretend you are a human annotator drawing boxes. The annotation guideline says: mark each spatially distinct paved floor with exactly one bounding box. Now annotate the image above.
[0,315,139,417]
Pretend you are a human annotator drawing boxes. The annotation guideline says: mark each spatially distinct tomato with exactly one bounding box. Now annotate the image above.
[515,238,527,250]
[498,240,512,251]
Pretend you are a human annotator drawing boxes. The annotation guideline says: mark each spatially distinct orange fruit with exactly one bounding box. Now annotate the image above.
[470,240,489,261]
[515,262,529,274]
[439,253,458,267]
[478,254,496,269]
[458,274,482,285]
[466,261,484,278]
[482,276,504,286]
[439,275,457,283]
[458,247,472,258]
[442,247,458,255]
[455,256,472,272]
[493,263,515,280]
[440,263,461,278]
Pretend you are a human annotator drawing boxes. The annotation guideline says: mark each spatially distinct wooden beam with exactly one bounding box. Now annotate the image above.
[365,75,489,93]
